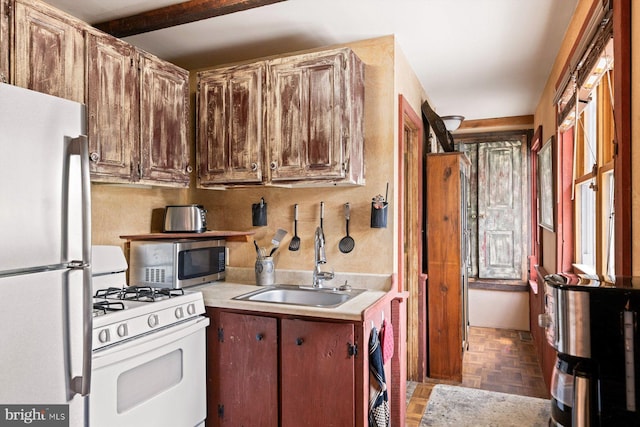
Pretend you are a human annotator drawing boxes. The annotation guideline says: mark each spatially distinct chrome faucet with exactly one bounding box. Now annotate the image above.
[313,226,334,287]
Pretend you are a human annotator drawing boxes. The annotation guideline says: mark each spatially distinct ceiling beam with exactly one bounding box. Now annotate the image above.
[94,0,287,38]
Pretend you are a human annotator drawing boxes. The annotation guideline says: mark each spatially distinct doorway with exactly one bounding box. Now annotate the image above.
[398,95,425,381]
[456,130,531,283]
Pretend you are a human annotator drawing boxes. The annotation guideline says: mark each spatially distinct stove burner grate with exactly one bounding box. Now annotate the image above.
[93,300,125,316]
[94,286,185,302]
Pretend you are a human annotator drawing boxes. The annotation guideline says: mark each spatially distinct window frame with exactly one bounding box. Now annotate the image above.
[553,0,631,278]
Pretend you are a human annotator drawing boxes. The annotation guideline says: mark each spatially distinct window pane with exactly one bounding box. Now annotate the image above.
[576,180,596,269]
[583,91,597,173]
[603,171,615,279]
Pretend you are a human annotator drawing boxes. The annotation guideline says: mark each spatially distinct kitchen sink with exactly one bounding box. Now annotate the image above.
[233,284,365,308]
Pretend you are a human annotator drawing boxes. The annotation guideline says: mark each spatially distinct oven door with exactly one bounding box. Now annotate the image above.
[91,316,209,427]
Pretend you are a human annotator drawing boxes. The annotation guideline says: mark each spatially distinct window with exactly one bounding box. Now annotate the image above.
[563,39,615,277]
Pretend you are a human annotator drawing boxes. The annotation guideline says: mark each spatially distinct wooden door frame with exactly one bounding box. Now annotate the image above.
[397,95,426,380]
[529,126,542,282]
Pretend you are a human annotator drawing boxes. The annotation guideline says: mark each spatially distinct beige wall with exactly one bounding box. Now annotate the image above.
[91,184,189,246]
[91,35,426,284]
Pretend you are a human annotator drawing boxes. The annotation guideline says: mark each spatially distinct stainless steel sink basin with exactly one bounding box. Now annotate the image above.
[233,285,365,308]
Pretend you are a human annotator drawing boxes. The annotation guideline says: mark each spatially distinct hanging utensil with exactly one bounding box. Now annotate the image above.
[254,240,262,260]
[319,201,325,239]
[339,203,355,253]
[288,204,301,251]
[268,228,287,257]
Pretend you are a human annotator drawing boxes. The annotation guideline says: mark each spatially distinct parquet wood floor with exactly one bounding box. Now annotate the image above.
[405,327,549,427]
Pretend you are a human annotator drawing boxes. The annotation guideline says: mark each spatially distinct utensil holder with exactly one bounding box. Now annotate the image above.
[370,202,388,228]
[252,198,267,226]
[255,257,275,286]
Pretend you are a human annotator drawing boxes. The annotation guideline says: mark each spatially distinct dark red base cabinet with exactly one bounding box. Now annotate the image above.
[280,319,355,426]
[205,304,391,427]
[206,310,278,427]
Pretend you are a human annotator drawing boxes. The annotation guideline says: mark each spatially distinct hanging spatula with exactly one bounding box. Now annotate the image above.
[268,228,287,256]
[288,204,301,251]
[339,203,355,253]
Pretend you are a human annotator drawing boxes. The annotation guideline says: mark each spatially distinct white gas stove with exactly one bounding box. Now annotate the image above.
[91,245,206,351]
[90,245,208,427]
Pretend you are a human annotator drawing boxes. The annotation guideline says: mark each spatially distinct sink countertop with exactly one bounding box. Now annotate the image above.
[191,267,393,321]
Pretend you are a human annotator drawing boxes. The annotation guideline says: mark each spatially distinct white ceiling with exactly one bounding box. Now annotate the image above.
[44,0,578,121]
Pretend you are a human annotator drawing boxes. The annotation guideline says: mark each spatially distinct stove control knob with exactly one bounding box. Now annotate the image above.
[98,329,110,344]
[148,314,159,328]
[175,307,184,319]
[187,303,196,316]
[117,323,128,338]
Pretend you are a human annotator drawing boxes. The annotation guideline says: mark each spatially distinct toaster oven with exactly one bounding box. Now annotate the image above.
[129,239,225,288]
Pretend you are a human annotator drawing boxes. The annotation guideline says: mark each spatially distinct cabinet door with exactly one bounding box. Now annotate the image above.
[86,32,139,183]
[139,52,191,186]
[197,63,264,185]
[281,318,355,427]
[13,0,85,102]
[268,51,346,182]
[207,310,278,427]
[0,0,9,83]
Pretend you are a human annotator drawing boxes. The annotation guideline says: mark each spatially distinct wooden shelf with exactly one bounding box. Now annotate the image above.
[120,230,254,242]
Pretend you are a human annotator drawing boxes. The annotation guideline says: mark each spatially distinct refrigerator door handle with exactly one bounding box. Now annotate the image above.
[69,135,92,397]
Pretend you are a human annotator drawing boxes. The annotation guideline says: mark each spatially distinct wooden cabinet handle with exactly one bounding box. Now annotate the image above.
[270,161,278,170]
[251,162,258,172]
[186,165,193,173]
[256,333,263,341]
[89,152,100,162]
[296,337,304,346]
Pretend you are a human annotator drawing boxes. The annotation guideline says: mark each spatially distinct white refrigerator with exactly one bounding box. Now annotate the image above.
[0,83,92,426]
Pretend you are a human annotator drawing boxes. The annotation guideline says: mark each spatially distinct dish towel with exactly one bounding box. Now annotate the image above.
[380,318,394,364]
[369,326,390,427]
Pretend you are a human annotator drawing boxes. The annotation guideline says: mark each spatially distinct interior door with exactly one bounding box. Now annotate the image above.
[477,141,523,279]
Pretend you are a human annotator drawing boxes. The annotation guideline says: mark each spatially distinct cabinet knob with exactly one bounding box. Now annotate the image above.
[251,162,258,172]
[256,333,263,341]
[296,337,304,346]
[186,165,193,173]
[89,152,100,162]
[270,161,278,170]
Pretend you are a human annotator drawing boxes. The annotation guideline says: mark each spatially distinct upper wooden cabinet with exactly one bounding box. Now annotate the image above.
[196,47,365,188]
[197,62,265,186]
[267,49,364,185]
[13,0,86,102]
[86,30,190,187]
[87,31,139,183]
[0,0,9,83]
[139,52,191,186]
[7,0,190,188]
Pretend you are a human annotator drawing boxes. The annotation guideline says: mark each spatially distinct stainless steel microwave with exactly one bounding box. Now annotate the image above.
[129,239,226,288]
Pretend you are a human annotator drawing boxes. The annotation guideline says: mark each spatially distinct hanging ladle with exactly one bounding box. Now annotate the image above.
[339,203,355,253]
